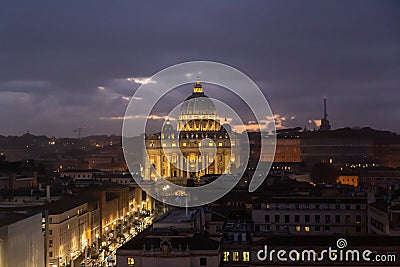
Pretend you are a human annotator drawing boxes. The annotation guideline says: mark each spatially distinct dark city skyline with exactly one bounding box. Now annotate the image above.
[0,0,400,137]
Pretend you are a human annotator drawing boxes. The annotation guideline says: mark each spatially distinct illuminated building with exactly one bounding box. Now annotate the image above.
[44,197,94,267]
[144,80,241,181]
[336,175,359,187]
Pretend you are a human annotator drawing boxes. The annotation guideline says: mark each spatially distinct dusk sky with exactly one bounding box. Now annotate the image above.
[0,0,399,137]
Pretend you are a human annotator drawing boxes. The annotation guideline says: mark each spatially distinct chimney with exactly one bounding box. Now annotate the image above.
[46,185,51,202]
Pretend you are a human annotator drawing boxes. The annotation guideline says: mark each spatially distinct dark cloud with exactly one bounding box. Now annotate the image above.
[0,0,399,136]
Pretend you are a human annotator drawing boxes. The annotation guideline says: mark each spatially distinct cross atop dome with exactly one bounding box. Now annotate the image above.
[193,77,203,93]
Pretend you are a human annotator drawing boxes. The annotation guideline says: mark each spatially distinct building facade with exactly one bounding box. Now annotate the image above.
[144,81,241,181]
[0,212,44,267]
[252,197,368,236]
[44,197,96,267]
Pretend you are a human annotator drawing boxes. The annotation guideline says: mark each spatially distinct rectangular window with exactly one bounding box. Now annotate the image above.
[356,204,361,210]
[325,215,330,223]
[200,258,207,266]
[346,204,350,210]
[275,215,280,223]
[127,257,135,265]
[305,215,310,223]
[304,226,310,232]
[49,229,52,235]
[315,215,320,223]
[295,215,300,223]
[233,251,239,261]
[243,251,250,261]
[356,215,361,223]
[171,154,177,163]
[335,215,340,223]
[223,251,229,262]
[49,240,53,247]
[285,215,289,223]
[315,226,320,232]
[295,225,301,232]
[356,226,361,232]
[264,214,270,223]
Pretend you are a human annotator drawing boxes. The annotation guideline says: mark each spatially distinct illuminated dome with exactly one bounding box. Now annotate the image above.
[178,80,219,131]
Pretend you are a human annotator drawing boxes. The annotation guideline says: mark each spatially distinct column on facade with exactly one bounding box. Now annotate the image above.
[180,155,184,178]
[166,154,171,178]
[225,153,231,174]
[186,155,190,178]
[201,154,206,176]
[157,154,162,178]
[205,154,209,174]
[144,155,151,180]
[195,155,199,177]
[214,153,219,174]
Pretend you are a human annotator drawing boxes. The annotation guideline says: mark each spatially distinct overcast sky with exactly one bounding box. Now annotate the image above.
[0,0,399,137]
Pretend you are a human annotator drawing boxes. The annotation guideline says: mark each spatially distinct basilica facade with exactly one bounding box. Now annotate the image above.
[143,80,242,181]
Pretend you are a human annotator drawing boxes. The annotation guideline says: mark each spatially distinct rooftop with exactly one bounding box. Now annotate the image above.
[254,235,400,247]
[369,199,388,213]
[262,196,367,204]
[45,196,88,215]
[0,211,37,228]
[154,210,197,224]
[118,233,219,252]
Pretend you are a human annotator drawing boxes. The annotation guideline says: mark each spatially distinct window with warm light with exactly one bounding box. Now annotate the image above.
[305,226,310,232]
[171,154,177,163]
[243,251,250,261]
[295,226,301,232]
[233,251,239,261]
[223,251,230,261]
[127,257,135,265]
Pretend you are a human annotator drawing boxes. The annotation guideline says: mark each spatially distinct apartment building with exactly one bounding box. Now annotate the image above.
[253,197,368,235]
